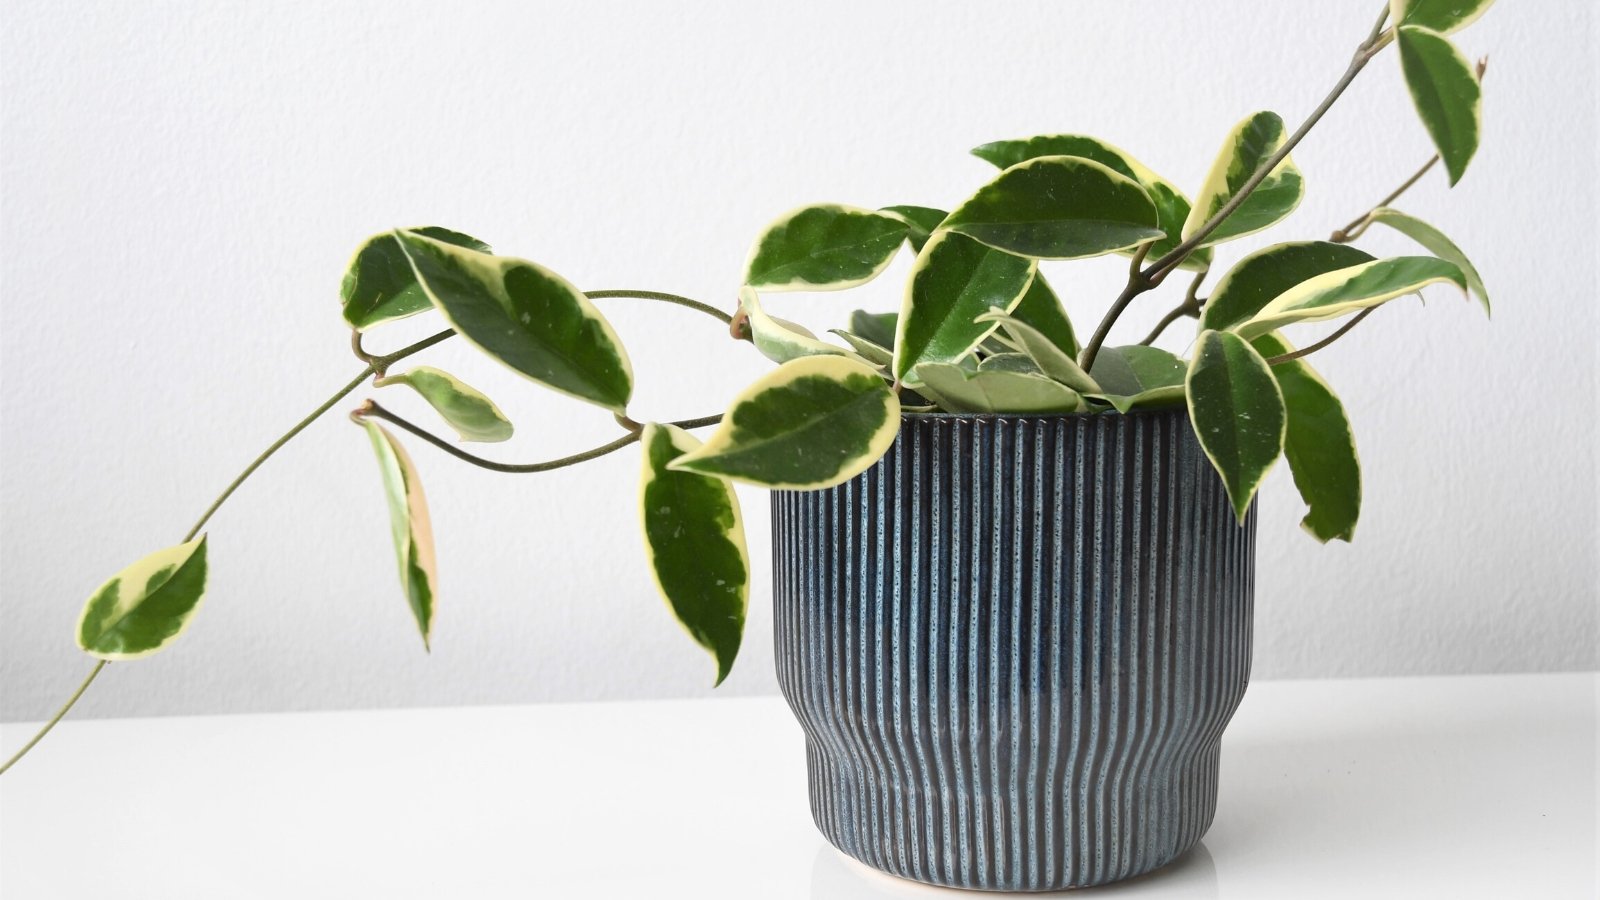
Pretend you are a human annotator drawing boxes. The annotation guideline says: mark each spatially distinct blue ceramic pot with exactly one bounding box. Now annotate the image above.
[771,408,1255,891]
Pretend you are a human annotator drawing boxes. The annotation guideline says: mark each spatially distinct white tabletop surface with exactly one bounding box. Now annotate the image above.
[2,672,1594,899]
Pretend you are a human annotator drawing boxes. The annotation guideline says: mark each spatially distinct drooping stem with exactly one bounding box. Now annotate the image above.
[585,289,733,325]
[1079,4,1393,371]
[1265,307,1377,365]
[355,400,723,474]
[0,661,106,776]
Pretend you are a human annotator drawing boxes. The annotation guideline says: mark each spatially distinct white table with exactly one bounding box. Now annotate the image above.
[2,673,1594,898]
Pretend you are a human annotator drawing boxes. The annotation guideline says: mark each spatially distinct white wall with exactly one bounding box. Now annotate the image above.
[2,0,1595,721]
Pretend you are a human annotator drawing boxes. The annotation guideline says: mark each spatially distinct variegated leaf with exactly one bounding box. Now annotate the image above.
[974,308,1098,392]
[1200,242,1377,333]
[1235,256,1467,339]
[893,230,1036,382]
[1185,330,1286,522]
[341,227,490,330]
[1087,344,1188,412]
[738,287,865,365]
[1253,332,1362,543]
[76,537,209,660]
[880,205,947,254]
[827,329,893,367]
[1366,208,1488,313]
[396,230,633,413]
[743,205,908,291]
[941,156,1163,259]
[670,356,900,489]
[374,366,514,443]
[359,420,437,650]
[915,363,1084,414]
[1010,274,1081,359]
[639,424,749,685]
[1183,111,1305,247]
[1390,0,1496,34]
[1397,25,1482,186]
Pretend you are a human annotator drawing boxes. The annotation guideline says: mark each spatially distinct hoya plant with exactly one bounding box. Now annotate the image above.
[3,0,1494,773]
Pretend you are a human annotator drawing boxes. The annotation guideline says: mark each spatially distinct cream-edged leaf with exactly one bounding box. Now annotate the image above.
[374,366,514,443]
[341,227,490,330]
[396,230,633,413]
[670,356,900,490]
[1182,111,1305,247]
[743,204,908,291]
[738,287,866,365]
[1200,241,1377,333]
[880,205,947,254]
[639,424,749,686]
[1390,0,1496,34]
[826,329,893,367]
[893,230,1036,381]
[915,363,1084,414]
[974,308,1099,392]
[941,156,1164,260]
[1235,256,1467,339]
[1009,274,1081,359]
[76,537,209,661]
[1253,332,1362,543]
[1185,330,1286,522]
[1366,208,1488,313]
[1397,26,1482,186]
[358,420,437,650]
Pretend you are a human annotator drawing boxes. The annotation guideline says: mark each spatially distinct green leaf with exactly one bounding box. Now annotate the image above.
[670,356,900,489]
[970,134,1211,271]
[1185,330,1286,522]
[1182,111,1305,246]
[826,329,893,367]
[1009,274,1081,359]
[915,363,1084,414]
[76,537,209,660]
[743,205,908,291]
[881,205,947,254]
[976,352,1044,375]
[374,366,514,443]
[1200,242,1377,332]
[341,227,491,330]
[1397,25,1482,186]
[1390,0,1496,34]
[358,420,437,650]
[396,230,633,414]
[941,156,1163,259]
[1252,332,1362,543]
[848,310,899,349]
[1235,255,1467,339]
[1086,345,1189,412]
[738,287,865,365]
[639,424,750,686]
[974,308,1098,392]
[892,231,1036,382]
[1366,207,1489,313]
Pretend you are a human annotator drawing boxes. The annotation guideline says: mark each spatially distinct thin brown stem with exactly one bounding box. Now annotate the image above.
[1139,269,1210,346]
[355,400,721,474]
[1265,307,1377,365]
[1077,243,1155,371]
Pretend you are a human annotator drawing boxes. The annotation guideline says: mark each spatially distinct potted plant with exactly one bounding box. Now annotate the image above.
[3,0,1496,891]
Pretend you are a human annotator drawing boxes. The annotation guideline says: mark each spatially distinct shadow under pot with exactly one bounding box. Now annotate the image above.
[771,406,1255,892]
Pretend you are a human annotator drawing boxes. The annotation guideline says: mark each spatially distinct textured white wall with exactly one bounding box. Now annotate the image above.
[2,1,1595,721]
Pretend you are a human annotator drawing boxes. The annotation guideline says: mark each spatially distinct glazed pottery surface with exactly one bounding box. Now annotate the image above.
[771,408,1255,891]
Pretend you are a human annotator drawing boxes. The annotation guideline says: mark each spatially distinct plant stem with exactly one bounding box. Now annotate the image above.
[585,289,733,325]
[355,400,723,474]
[1080,4,1393,370]
[0,661,106,776]
[1139,269,1210,346]
[1265,307,1377,365]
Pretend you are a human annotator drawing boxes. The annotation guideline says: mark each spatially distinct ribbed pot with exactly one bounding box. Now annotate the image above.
[771,407,1255,892]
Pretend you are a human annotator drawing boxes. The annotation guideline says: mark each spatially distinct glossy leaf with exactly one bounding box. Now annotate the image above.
[893,231,1036,382]
[1367,208,1489,313]
[359,420,437,649]
[827,329,893,367]
[639,424,749,685]
[374,366,514,443]
[915,363,1084,414]
[1087,344,1188,411]
[670,356,900,489]
[881,205,947,254]
[977,352,1044,375]
[743,205,908,291]
[1397,26,1482,186]
[1390,0,1496,34]
[1185,330,1285,522]
[848,310,899,349]
[1182,111,1305,246]
[941,156,1163,259]
[1236,256,1466,339]
[1200,242,1377,332]
[341,227,490,330]
[397,230,633,413]
[738,287,864,365]
[970,134,1210,271]
[975,309,1098,392]
[1009,274,1081,359]
[1253,333,1362,543]
[76,537,209,660]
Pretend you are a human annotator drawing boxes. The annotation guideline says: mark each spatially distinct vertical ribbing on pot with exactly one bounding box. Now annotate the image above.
[772,409,1255,892]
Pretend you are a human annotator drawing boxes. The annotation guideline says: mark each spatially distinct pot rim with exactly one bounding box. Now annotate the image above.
[899,405,1186,422]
